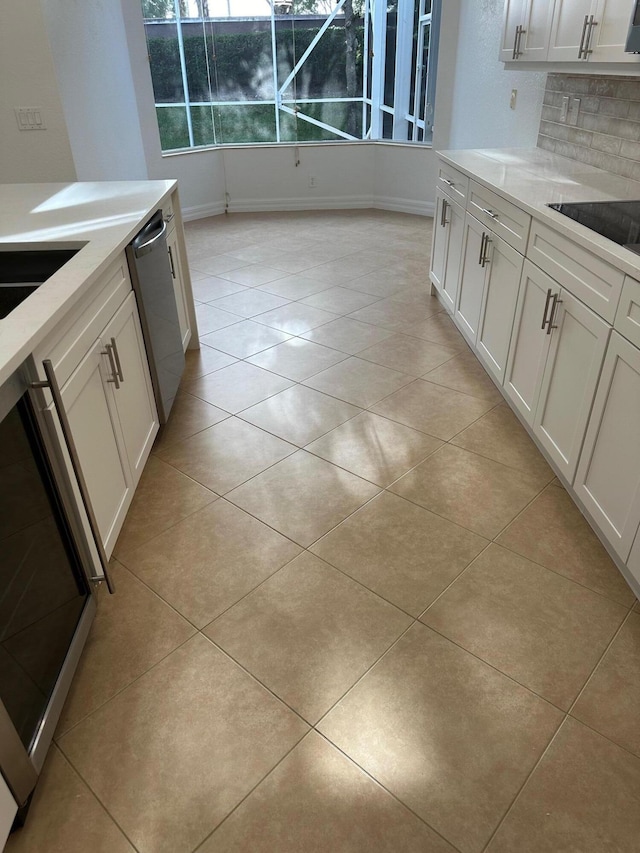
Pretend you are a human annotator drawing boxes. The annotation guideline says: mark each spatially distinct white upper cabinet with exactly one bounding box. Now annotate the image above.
[504,0,639,63]
[500,0,555,61]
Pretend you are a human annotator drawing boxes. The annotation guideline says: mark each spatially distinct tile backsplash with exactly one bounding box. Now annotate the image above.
[538,73,640,181]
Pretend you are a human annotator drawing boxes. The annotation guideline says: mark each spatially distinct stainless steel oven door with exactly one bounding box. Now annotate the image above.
[0,357,109,807]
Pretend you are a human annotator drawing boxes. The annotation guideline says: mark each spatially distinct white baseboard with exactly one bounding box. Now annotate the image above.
[374,196,435,217]
[182,201,226,221]
[226,194,375,213]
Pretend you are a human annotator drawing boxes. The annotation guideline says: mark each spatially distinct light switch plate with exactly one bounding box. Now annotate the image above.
[15,108,46,131]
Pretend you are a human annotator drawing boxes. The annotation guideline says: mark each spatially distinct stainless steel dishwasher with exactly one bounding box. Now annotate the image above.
[126,209,185,423]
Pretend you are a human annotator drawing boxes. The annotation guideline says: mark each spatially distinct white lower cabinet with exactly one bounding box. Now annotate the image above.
[60,292,158,555]
[476,235,524,383]
[503,260,555,421]
[0,775,17,850]
[455,213,488,343]
[534,287,610,481]
[430,189,464,313]
[574,331,640,562]
[166,225,191,351]
[628,528,640,588]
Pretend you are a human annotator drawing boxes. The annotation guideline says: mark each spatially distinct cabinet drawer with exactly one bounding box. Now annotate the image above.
[527,220,624,323]
[437,161,469,205]
[468,181,531,253]
[615,276,640,349]
[162,195,175,229]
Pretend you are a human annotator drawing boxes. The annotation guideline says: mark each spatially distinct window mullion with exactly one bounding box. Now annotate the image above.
[174,0,194,148]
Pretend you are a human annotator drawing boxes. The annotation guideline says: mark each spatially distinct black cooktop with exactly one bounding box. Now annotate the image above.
[548,200,640,253]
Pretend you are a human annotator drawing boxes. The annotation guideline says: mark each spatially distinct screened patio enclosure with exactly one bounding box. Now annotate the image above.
[142,0,439,151]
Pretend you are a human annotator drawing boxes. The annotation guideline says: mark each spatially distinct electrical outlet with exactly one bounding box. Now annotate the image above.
[308,175,318,188]
[560,96,570,123]
[510,89,517,110]
[568,98,581,126]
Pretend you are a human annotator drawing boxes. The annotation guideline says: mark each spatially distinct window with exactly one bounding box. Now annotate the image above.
[141,0,440,151]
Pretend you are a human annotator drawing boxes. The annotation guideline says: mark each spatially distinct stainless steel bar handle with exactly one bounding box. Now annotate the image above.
[481,236,492,268]
[578,14,590,58]
[583,15,597,56]
[546,293,563,335]
[516,25,526,57]
[541,288,553,330]
[442,178,455,187]
[512,26,520,59]
[168,244,176,278]
[480,207,499,219]
[440,198,449,228]
[478,233,487,266]
[110,337,124,383]
[35,360,115,593]
[102,344,119,390]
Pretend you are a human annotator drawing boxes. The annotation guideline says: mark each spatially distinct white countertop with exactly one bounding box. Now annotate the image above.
[438,148,640,279]
[0,180,176,386]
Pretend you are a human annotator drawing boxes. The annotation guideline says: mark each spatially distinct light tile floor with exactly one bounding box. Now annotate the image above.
[7,210,640,853]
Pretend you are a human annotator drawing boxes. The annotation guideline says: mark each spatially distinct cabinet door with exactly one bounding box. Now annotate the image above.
[441,197,465,314]
[534,287,610,482]
[476,236,524,384]
[521,0,556,59]
[101,292,158,486]
[548,0,595,61]
[503,260,555,423]
[430,190,450,294]
[500,0,529,60]
[167,226,191,351]
[0,774,17,851]
[61,340,131,554]
[455,213,488,345]
[574,332,640,562]
[590,0,640,62]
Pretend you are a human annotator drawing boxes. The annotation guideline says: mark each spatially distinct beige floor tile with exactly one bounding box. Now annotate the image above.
[303,357,413,408]
[226,451,379,547]
[359,334,459,377]
[192,276,247,302]
[497,485,636,607]
[200,320,292,358]
[301,316,395,353]
[255,302,336,335]
[635,599,640,612]
[5,747,136,853]
[193,303,241,334]
[246,337,348,381]
[404,313,468,348]
[239,385,361,447]
[301,260,369,284]
[311,491,487,615]
[345,268,415,297]
[572,612,640,756]
[112,456,217,557]
[219,264,288,286]
[486,718,640,853]
[180,345,237,382]
[424,351,503,402]
[198,732,457,853]
[422,544,626,709]
[390,444,543,539]
[451,402,555,488]
[206,552,411,722]
[349,298,440,332]
[52,562,195,734]
[306,411,442,487]
[267,253,324,274]
[184,361,293,413]
[300,286,381,314]
[318,623,562,853]
[157,417,296,494]
[391,285,443,306]
[371,379,494,440]
[152,391,229,451]
[210,289,290,318]
[190,255,250,277]
[258,274,334,300]
[58,636,308,853]
[120,500,301,627]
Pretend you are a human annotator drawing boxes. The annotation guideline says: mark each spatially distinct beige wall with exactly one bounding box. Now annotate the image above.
[0,0,75,183]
